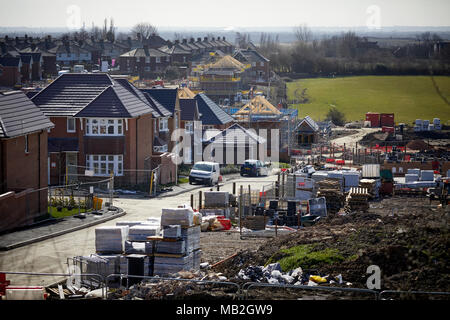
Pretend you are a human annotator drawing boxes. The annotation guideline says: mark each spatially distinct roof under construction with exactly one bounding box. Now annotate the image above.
[234,95,282,117]
[209,55,246,70]
[178,87,196,99]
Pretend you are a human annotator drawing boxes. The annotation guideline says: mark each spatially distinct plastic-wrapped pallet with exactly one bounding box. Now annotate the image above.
[420,170,434,181]
[124,241,153,254]
[407,168,421,176]
[95,226,129,253]
[128,225,160,241]
[115,221,144,227]
[96,255,120,278]
[156,240,185,254]
[204,191,229,208]
[181,226,201,254]
[153,253,194,276]
[405,174,419,183]
[162,225,181,238]
[193,250,202,270]
[119,255,128,274]
[161,207,193,227]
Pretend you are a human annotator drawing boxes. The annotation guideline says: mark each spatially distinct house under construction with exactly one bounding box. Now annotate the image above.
[228,95,298,161]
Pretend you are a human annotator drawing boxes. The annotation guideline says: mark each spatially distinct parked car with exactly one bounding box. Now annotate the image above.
[189,161,220,186]
[240,159,269,177]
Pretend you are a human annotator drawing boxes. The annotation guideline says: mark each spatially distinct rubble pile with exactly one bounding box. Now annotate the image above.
[236,262,347,287]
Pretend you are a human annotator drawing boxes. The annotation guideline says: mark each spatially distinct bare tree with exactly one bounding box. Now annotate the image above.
[131,22,158,40]
[294,24,312,43]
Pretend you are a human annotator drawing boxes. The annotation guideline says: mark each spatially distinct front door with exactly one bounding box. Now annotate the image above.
[66,152,78,184]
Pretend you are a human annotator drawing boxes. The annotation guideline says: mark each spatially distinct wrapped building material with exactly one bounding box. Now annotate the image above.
[162,225,181,239]
[204,191,230,207]
[181,226,201,254]
[153,253,194,276]
[420,170,434,181]
[128,225,160,241]
[156,240,186,255]
[95,226,129,253]
[124,241,153,254]
[119,255,128,274]
[193,250,202,270]
[161,207,194,227]
[405,174,419,183]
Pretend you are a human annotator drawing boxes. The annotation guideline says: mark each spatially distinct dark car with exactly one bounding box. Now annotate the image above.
[240,159,269,177]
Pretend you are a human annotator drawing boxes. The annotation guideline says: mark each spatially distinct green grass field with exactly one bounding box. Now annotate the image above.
[287,76,450,124]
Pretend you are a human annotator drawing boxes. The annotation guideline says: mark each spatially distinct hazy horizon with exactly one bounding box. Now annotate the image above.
[1,0,449,29]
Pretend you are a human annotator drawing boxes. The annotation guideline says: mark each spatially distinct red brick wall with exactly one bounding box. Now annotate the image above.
[0,66,21,86]
[0,130,49,232]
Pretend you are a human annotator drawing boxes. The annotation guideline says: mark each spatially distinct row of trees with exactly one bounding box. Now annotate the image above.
[65,19,159,43]
[257,25,450,77]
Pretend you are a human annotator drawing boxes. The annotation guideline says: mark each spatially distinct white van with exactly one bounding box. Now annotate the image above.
[189,161,220,186]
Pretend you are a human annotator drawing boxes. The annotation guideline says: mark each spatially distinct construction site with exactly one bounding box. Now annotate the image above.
[1,111,449,301]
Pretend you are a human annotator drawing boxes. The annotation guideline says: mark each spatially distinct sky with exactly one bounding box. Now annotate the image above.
[0,0,449,29]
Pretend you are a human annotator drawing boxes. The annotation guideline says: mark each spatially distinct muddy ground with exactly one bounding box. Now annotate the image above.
[202,196,450,299]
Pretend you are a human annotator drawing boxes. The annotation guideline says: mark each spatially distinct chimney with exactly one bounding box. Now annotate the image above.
[197,37,201,42]
[137,32,142,42]
[223,36,226,41]
[190,37,195,43]
[167,40,173,48]
[182,38,187,44]
[203,37,208,42]
[175,39,180,44]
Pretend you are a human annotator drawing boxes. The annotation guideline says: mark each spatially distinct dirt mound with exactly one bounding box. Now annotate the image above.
[406,139,432,150]
[214,197,450,294]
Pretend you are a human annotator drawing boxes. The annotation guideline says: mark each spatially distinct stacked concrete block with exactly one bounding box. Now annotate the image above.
[124,241,153,255]
[119,255,128,274]
[204,191,229,208]
[95,226,129,253]
[153,252,194,276]
[161,207,194,227]
[181,226,201,254]
[162,225,181,239]
[156,240,186,255]
[193,250,202,270]
[128,225,160,241]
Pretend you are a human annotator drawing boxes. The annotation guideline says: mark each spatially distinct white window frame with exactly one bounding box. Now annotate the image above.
[86,154,123,176]
[67,117,76,133]
[145,66,151,71]
[156,57,161,63]
[159,117,169,132]
[85,118,124,136]
[145,57,150,63]
[174,112,178,129]
[153,145,168,153]
[24,134,29,153]
[185,121,194,134]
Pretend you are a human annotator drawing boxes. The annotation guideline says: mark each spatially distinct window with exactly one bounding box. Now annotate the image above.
[86,118,123,136]
[174,112,178,129]
[86,154,123,176]
[145,66,151,71]
[67,117,76,133]
[185,121,193,133]
[252,62,256,67]
[153,119,157,134]
[145,57,150,63]
[183,56,186,63]
[260,62,264,67]
[156,57,161,63]
[153,145,168,153]
[25,135,29,153]
[159,117,168,132]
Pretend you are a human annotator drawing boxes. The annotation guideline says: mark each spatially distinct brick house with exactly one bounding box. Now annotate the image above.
[119,46,171,78]
[195,93,234,130]
[0,56,22,86]
[31,73,172,186]
[233,49,270,84]
[0,91,54,233]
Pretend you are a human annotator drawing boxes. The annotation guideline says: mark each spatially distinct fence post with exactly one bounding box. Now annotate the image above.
[199,191,203,210]
[239,185,243,236]
[190,194,194,209]
[233,182,236,195]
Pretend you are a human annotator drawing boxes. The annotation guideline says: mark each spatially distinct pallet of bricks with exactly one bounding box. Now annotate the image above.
[316,179,345,214]
[86,219,161,285]
[344,187,370,213]
[149,205,202,276]
[200,191,233,218]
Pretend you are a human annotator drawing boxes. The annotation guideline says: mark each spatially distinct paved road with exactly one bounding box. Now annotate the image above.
[330,128,379,149]
[0,173,278,287]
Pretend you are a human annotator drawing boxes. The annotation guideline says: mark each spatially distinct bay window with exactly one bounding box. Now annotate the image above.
[86,118,123,136]
[86,154,123,176]
[159,117,169,132]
